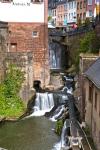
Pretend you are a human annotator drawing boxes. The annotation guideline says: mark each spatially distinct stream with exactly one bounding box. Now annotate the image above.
[0,75,75,150]
[0,117,59,150]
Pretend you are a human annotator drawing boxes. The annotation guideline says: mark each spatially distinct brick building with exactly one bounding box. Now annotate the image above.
[0,0,49,88]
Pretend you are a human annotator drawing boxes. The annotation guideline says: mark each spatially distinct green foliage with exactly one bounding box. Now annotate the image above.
[84,18,90,27]
[4,65,24,98]
[79,31,100,53]
[77,18,82,27]
[73,31,100,72]
[55,119,64,136]
[48,16,52,22]
[0,65,25,118]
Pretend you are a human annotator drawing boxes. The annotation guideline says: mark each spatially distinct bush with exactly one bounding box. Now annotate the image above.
[0,65,25,118]
[79,31,100,53]
[55,119,64,136]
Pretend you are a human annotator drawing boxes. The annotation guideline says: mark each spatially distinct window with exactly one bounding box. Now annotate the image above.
[94,92,97,110]
[69,13,70,20]
[94,121,96,136]
[32,31,38,37]
[83,0,86,8]
[72,1,73,9]
[64,4,67,11]
[77,2,79,10]
[88,0,92,5]
[74,1,76,8]
[83,12,86,20]
[89,86,93,102]
[71,13,73,19]
[89,10,93,17]
[10,43,17,52]
[80,13,82,20]
[80,2,82,9]
[55,10,56,16]
[69,2,71,9]
[77,14,79,19]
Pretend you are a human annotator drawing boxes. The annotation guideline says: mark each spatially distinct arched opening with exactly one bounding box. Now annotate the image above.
[33,80,41,92]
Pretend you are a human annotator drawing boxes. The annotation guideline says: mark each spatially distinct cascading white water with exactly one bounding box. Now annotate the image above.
[62,76,73,94]
[61,121,67,147]
[63,76,73,82]
[30,92,54,116]
[50,105,64,122]
[52,121,70,150]
[62,86,73,94]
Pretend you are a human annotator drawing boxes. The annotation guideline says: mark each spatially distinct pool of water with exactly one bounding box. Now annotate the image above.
[0,117,59,150]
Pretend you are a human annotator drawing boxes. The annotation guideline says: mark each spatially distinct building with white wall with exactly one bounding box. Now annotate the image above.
[67,0,77,26]
[0,0,50,88]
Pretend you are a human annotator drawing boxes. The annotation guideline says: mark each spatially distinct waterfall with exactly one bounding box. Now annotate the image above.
[52,121,70,150]
[49,42,61,69]
[50,105,65,122]
[62,76,74,94]
[61,121,67,147]
[30,93,54,117]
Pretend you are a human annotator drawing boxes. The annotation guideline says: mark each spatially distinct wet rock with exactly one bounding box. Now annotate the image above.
[0,148,7,150]
[19,93,36,119]
[44,85,54,91]
[0,117,6,124]
[19,86,36,105]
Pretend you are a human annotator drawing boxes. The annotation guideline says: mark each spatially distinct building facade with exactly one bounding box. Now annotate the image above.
[76,0,87,23]
[86,0,95,19]
[0,0,49,88]
[77,53,99,120]
[48,0,58,26]
[67,0,77,26]
[84,58,100,150]
[0,21,8,82]
[56,0,67,27]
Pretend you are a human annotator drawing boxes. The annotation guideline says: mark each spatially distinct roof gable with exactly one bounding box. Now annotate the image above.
[84,57,100,89]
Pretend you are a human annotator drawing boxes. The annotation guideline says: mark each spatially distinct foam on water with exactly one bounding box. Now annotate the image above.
[29,92,54,117]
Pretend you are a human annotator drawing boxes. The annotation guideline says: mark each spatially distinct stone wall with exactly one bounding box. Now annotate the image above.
[6,51,34,102]
[0,22,8,82]
[8,22,50,87]
[74,53,99,120]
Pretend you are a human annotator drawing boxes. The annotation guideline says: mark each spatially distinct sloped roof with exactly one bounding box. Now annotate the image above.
[84,57,100,89]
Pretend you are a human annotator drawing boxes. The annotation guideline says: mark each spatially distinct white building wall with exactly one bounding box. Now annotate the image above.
[0,0,44,23]
[67,0,76,24]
